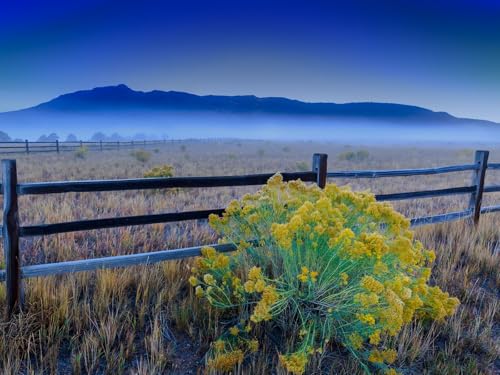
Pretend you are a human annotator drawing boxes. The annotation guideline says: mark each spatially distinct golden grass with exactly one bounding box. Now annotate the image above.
[0,140,498,374]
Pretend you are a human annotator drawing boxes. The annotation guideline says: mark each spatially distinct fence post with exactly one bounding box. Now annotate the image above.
[2,160,21,318]
[117,141,120,150]
[55,140,60,153]
[24,140,29,154]
[131,140,134,149]
[100,140,103,152]
[312,153,328,189]
[468,150,489,226]
[79,140,83,148]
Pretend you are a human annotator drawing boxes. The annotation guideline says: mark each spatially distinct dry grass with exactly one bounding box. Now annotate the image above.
[0,140,498,374]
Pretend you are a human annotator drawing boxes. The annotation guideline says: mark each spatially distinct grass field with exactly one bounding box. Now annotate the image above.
[0,140,499,374]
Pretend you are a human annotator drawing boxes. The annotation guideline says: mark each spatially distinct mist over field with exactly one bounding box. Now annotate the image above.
[1,85,499,145]
[1,112,499,145]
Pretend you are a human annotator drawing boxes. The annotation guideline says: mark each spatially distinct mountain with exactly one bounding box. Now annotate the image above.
[5,84,492,123]
[0,84,498,143]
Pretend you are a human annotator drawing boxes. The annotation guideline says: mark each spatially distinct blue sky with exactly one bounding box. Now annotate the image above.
[1,0,499,121]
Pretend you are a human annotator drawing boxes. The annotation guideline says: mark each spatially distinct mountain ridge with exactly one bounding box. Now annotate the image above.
[2,84,497,126]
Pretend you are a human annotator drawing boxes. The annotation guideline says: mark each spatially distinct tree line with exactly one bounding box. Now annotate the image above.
[0,131,162,142]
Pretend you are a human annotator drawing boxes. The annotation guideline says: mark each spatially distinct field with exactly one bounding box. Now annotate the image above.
[0,140,499,374]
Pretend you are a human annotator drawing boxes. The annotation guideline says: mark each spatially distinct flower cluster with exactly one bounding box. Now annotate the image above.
[143,164,174,178]
[192,174,459,374]
[297,266,318,283]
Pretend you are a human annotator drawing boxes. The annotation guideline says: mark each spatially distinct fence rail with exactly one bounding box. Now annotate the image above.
[0,139,169,155]
[1,151,499,318]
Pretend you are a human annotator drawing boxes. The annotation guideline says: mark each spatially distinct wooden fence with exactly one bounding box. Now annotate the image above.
[1,151,499,317]
[0,139,168,155]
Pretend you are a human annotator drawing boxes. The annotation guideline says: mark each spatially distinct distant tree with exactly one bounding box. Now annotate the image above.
[37,133,59,142]
[90,132,107,141]
[109,132,124,141]
[0,131,11,142]
[133,133,147,141]
[66,133,78,142]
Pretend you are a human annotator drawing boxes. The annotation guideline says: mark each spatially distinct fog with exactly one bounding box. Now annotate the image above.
[0,111,499,145]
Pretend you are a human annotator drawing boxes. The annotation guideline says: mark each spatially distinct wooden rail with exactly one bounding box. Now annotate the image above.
[17,172,317,195]
[1,150,500,318]
[327,164,477,178]
[0,139,168,155]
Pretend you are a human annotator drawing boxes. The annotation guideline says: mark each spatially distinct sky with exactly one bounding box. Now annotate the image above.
[1,0,500,122]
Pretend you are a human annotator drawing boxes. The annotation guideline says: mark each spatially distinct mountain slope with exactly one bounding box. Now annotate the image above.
[0,85,498,142]
[3,84,492,124]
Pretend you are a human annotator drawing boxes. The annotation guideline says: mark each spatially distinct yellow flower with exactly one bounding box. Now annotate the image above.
[248,339,259,353]
[195,286,204,298]
[340,272,349,286]
[271,223,292,249]
[214,340,225,352]
[297,273,308,283]
[201,246,217,259]
[357,313,376,325]
[188,276,198,286]
[261,285,279,305]
[244,280,255,293]
[248,213,259,224]
[348,332,363,350]
[254,279,266,293]
[310,271,319,282]
[229,326,239,336]
[267,173,283,186]
[374,261,389,275]
[382,349,397,364]
[369,330,381,345]
[203,274,216,286]
[248,266,262,281]
[354,292,379,307]
[207,350,244,371]
[298,267,318,283]
[279,352,309,375]
[214,254,230,268]
[361,276,384,294]
[368,349,384,363]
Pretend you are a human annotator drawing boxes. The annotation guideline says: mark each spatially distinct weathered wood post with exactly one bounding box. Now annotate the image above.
[117,141,120,150]
[2,160,21,318]
[55,140,60,153]
[100,140,103,152]
[25,140,29,154]
[312,153,328,189]
[79,140,83,148]
[468,150,489,226]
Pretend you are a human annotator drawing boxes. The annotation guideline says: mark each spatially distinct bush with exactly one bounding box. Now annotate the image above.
[74,146,88,159]
[144,164,174,178]
[295,161,310,172]
[191,175,459,374]
[338,150,370,162]
[131,150,151,163]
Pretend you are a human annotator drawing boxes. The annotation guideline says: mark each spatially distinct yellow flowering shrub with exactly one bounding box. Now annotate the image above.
[191,174,459,374]
[144,164,174,178]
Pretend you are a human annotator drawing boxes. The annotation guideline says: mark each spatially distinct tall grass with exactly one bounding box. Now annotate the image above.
[0,140,498,374]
